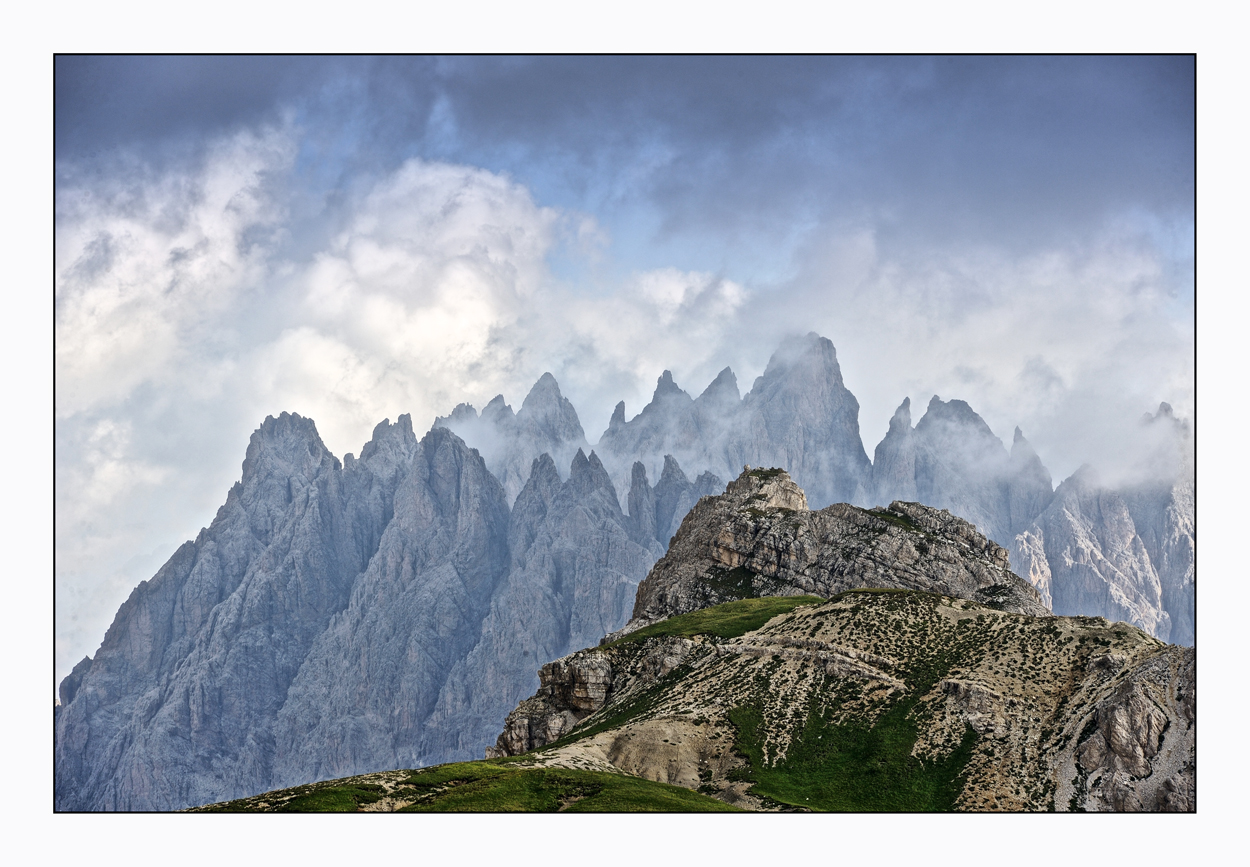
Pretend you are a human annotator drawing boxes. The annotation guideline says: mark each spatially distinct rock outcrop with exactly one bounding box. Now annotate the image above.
[617,466,1048,637]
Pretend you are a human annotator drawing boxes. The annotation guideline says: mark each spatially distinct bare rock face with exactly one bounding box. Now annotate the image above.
[487,650,616,757]
[55,411,656,811]
[1008,462,1193,645]
[597,334,871,511]
[626,455,724,551]
[1007,404,1193,646]
[618,466,1048,637]
[488,635,698,757]
[870,396,1054,548]
[434,373,589,503]
[267,426,512,789]
[55,412,415,811]
[1061,647,1195,811]
[418,448,662,763]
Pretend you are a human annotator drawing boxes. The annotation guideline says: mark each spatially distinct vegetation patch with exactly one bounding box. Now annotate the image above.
[746,467,787,480]
[862,507,922,533]
[401,766,739,812]
[724,590,990,811]
[606,596,825,647]
[700,565,761,599]
[197,762,740,812]
[728,694,977,812]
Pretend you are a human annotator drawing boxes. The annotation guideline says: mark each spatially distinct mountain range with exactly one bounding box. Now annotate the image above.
[189,468,1193,813]
[54,333,1193,810]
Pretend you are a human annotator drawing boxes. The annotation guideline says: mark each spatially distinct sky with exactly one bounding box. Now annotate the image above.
[53,55,1195,688]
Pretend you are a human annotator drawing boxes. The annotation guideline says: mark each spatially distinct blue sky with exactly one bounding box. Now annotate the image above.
[54,56,1194,687]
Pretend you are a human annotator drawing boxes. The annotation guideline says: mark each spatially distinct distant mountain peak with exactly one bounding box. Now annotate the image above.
[651,370,691,403]
[696,367,740,404]
[889,397,913,432]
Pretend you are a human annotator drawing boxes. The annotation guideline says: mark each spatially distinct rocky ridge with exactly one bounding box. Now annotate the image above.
[616,466,1048,638]
[488,468,1192,812]
[55,411,658,811]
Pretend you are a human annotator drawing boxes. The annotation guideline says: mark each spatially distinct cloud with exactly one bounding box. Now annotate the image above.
[756,219,1194,482]
[55,126,295,416]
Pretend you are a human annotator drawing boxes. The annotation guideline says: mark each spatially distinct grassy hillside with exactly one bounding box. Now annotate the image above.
[194,760,741,812]
[605,595,825,645]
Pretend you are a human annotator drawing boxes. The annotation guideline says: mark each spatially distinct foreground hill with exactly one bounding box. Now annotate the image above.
[491,590,1193,811]
[481,469,1192,811]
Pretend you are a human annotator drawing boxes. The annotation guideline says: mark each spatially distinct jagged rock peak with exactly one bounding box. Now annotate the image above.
[1010,427,1043,464]
[482,394,514,419]
[659,454,689,487]
[652,370,692,402]
[443,403,479,424]
[889,397,913,432]
[520,373,586,439]
[358,413,418,464]
[755,332,845,387]
[919,395,996,435]
[521,373,567,414]
[567,449,619,504]
[242,412,333,481]
[723,466,809,512]
[697,366,740,404]
[609,401,626,428]
[630,460,650,488]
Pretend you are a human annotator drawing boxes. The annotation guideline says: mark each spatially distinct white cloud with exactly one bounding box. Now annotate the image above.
[770,222,1194,481]
[55,128,294,417]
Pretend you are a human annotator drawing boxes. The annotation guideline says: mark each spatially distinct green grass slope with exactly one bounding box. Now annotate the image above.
[605,595,825,645]
[193,761,741,812]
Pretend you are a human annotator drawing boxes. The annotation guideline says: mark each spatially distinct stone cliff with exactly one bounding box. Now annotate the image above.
[55,413,657,811]
[617,466,1048,637]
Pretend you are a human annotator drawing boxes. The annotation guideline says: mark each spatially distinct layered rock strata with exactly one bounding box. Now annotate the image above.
[617,466,1048,637]
[492,591,1194,812]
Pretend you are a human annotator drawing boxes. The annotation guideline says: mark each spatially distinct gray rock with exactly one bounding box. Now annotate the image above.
[424,449,662,766]
[434,373,589,503]
[597,335,871,511]
[55,412,399,810]
[269,426,512,787]
[871,395,1054,548]
[619,466,1049,636]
